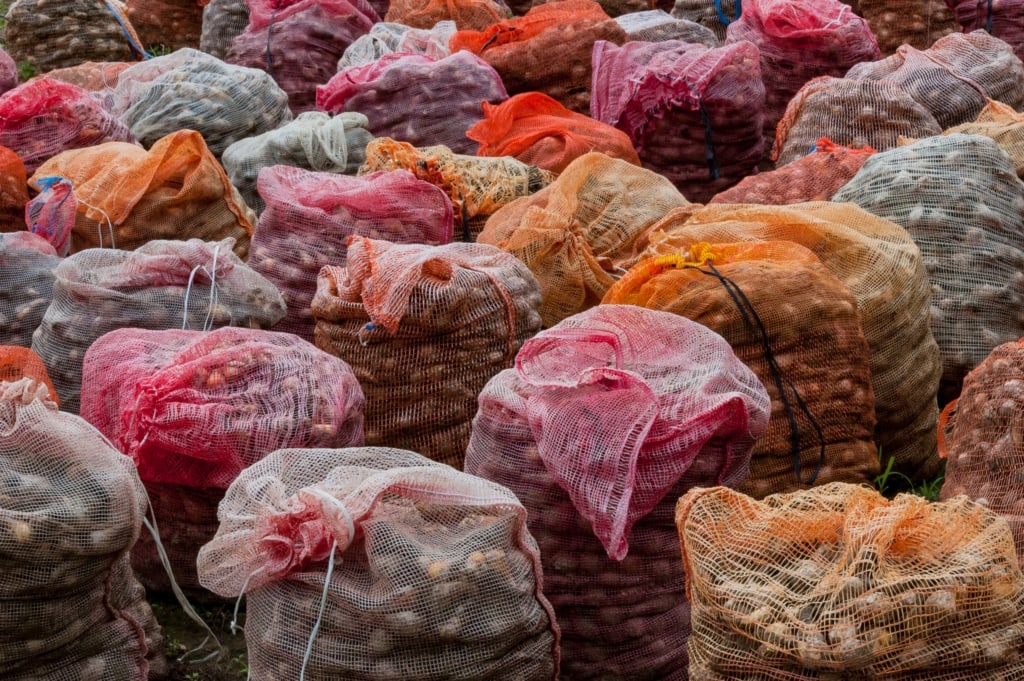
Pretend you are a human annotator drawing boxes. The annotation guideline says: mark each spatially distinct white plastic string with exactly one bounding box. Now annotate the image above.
[308,488,356,542]
[76,197,116,250]
[181,243,223,331]
[300,539,339,681]
[229,565,266,636]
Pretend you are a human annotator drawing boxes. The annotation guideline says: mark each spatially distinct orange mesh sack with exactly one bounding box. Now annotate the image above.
[0,378,165,680]
[676,483,1024,679]
[449,0,629,114]
[312,237,542,468]
[0,146,28,233]
[832,134,1024,405]
[197,446,560,680]
[0,232,59,349]
[642,202,942,480]
[466,91,641,174]
[31,130,256,258]
[939,99,1024,177]
[359,137,555,242]
[30,237,286,414]
[125,0,204,50]
[605,241,879,498]
[464,304,771,679]
[0,347,56,402]
[39,61,132,91]
[385,0,508,30]
[532,0,655,17]
[858,0,957,55]
[615,8,720,44]
[200,0,250,59]
[477,152,689,327]
[772,76,942,166]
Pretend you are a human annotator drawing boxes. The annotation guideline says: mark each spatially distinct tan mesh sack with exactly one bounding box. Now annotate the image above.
[938,99,1024,178]
[676,482,1024,679]
[312,237,543,469]
[0,232,60,349]
[199,0,249,59]
[464,304,771,679]
[858,0,957,55]
[384,0,508,31]
[605,241,879,498]
[614,9,719,45]
[197,446,560,680]
[125,0,204,51]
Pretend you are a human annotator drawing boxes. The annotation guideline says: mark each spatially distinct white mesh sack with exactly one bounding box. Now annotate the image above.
[0,232,60,348]
[615,8,719,44]
[336,20,456,70]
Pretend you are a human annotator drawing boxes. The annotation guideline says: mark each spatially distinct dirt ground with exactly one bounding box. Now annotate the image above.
[149,594,250,680]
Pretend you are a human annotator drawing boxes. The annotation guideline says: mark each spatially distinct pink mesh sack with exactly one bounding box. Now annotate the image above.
[197,446,560,680]
[0,232,60,348]
[945,0,1024,63]
[0,48,16,97]
[464,304,771,680]
[249,166,454,342]
[317,51,508,155]
[590,38,765,203]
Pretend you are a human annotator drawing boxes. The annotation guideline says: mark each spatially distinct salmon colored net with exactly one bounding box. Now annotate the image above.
[38,62,132,91]
[0,146,27,233]
[605,241,879,498]
[676,482,1024,679]
[125,0,205,51]
[385,0,508,30]
[534,0,655,17]
[936,99,1024,177]
[0,346,57,405]
[0,233,59,349]
[858,0,957,55]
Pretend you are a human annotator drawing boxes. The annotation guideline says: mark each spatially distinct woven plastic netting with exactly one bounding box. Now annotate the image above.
[724,0,880,151]
[449,0,628,115]
[80,325,366,598]
[529,0,654,17]
[940,99,1024,177]
[670,0,739,42]
[337,21,456,70]
[0,232,59,349]
[385,0,508,31]
[199,0,249,59]
[198,446,560,680]
[477,152,689,327]
[642,202,942,481]
[221,112,374,214]
[846,30,1024,131]
[250,166,454,342]
[30,237,286,414]
[0,146,28,233]
[858,0,957,55]
[225,0,378,116]
[4,0,147,74]
[0,378,165,681]
[606,241,880,498]
[41,62,133,91]
[0,78,137,177]
[107,48,292,158]
[590,38,764,203]
[833,133,1024,405]
[945,0,1024,63]
[125,0,204,51]
[360,137,555,242]
[467,91,641,174]
[317,51,507,156]
[465,304,770,679]
[0,48,16,97]
[615,8,719,44]
[772,76,941,167]
[677,482,1024,680]
[0,347,57,404]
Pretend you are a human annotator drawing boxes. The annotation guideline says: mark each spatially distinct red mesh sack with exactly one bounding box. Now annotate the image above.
[0,346,57,402]
[385,0,507,30]
[859,0,957,55]
[31,130,256,258]
[318,51,507,156]
[605,241,880,498]
[590,38,764,202]
[464,304,771,679]
[125,0,204,51]
[200,0,250,59]
[946,0,1024,63]
[0,78,137,176]
[312,237,543,468]
[449,0,629,114]
[249,166,455,342]
[0,146,28,233]
[39,62,133,91]
[467,91,641,173]
[677,483,1024,679]
[0,232,59,349]
[940,99,1024,177]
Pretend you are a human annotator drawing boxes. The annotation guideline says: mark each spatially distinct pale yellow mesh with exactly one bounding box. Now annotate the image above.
[904,99,1024,178]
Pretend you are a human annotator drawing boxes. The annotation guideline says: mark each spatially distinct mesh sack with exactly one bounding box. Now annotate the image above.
[771,76,941,166]
[249,166,454,341]
[0,378,165,681]
[464,304,771,679]
[359,137,555,242]
[615,8,719,44]
[466,91,641,174]
[317,51,508,156]
[0,146,28,233]
[0,346,57,402]
[0,48,17,96]
[832,133,1024,405]
[4,0,147,74]
[946,0,1024,63]
[384,0,508,30]
[125,0,204,51]
[0,78,137,177]
[221,111,374,214]
[199,0,249,58]
[449,0,629,114]
[724,0,880,149]
[225,0,377,116]
[670,0,740,42]
[530,0,654,17]
[605,241,880,498]
[677,482,1024,679]
[30,237,286,414]
[39,61,132,91]
[31,130,256,258]
[311,237,543,468]
[337,21,457,69]
[0,232,59,349]
[640,202,942,480]
[939,99,1024,177]
[858,0,957,55]
[590,39,765,203]
[477,151,689,327]
[197,446,560,680]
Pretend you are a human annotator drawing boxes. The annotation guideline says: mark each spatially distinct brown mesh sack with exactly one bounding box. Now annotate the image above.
[30,237,286,414]
[465,304,771,680]
[0,146,28,233]
[934,99,1024,177]
[670,0,739,42]
[38,61,132,91]
[615,8,720,44]
[385,0,507,30]
[0,346,57,402]
[466,91,641,174]
[605,241,879,498]
[449,0,629,114]
[532,0,655,17]
[946,0,1024,63]
[197,446,560,680]
[676,482,1024,680]
[359,137,556,242]
[641,201,942,480]
[0,378,165,680]
[311,237,542,468]
[772,76,942,166]
[31,130,256,258]
[477,152,689,327]
[199,0,249,59]
[125,0,204,51]
[0,232,59,349]
[833,133,1024,405]
[858,0,957,55]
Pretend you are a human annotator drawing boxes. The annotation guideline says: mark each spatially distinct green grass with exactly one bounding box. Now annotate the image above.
[873,450,945,502]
